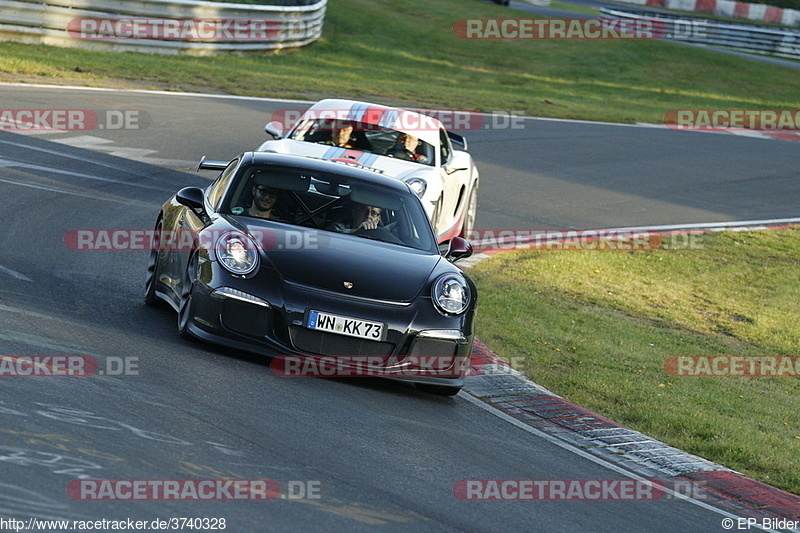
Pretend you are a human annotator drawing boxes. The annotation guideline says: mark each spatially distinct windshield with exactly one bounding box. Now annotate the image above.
[289,118,436,167]
[222,164,438,253]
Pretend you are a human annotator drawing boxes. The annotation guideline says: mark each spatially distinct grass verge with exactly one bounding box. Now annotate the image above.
[467,228,800,495]
[0,0,799,124]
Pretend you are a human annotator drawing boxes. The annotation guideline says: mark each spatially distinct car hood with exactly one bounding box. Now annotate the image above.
[257,139,431,180]
[241,220,442,302]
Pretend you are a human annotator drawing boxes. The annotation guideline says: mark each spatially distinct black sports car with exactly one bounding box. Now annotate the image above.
[144,152,477,395]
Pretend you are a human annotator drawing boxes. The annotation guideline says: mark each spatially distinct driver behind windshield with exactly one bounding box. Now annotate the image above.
[248,173,281,219]
[387,133,429,163]
[328,202,382,233]
[323,120,356,148]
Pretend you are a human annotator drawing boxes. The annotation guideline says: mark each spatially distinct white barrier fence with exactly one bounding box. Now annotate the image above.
[601,8,800,59]
[0,0,327,54]
[611,0,799,27]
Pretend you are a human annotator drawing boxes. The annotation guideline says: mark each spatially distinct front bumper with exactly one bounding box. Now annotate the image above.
[186,272,473,386]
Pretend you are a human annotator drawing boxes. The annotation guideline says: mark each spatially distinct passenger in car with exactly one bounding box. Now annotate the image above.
[387,133,429,163]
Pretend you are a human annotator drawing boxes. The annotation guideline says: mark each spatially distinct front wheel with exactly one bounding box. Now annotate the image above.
[177,253,198,340]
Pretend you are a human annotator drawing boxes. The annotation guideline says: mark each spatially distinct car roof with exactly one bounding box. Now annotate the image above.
[239,152,414,194]
[304,99,443,148]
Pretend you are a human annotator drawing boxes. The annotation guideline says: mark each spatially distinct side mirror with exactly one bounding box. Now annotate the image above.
[264,121,284,139]
[443,151,470,175]
[176,187,210,224]
[445,236,473,262]
[176,186,206,211]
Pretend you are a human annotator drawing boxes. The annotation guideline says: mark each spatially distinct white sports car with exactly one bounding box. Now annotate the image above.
[257,99,479,243]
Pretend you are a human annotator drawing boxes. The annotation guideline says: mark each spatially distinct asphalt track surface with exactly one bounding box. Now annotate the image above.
[0,84,798,532]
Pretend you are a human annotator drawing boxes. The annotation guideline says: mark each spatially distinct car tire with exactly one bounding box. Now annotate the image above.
[177,252,198,340]
[460,182,478,238]
[416,383,462,396]
[144,218,164,307]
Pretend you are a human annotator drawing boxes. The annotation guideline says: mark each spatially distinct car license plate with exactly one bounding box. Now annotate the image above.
[306,310,385,341]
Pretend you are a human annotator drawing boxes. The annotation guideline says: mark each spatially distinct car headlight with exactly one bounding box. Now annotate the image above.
[432,274,471,315]
[215,231,259,276]
[406,178,427,198]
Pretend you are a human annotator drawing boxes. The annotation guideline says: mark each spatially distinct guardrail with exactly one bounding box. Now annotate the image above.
[601,8,800,59]
[0,0,327,55]
[612,0,799,27]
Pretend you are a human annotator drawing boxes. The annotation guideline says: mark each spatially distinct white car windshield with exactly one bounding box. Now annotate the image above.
[289,118,436,167]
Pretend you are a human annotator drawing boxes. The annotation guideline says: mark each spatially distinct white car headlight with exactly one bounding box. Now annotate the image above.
[432,274,471,315]
[406,178,427,198]
[216,231,259,276]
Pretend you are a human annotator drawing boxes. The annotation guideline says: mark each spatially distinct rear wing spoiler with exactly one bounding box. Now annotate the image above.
[447,131,468,151]
[197,156,229,172]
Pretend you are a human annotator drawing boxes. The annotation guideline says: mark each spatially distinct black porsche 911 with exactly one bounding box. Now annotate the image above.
[144,152,477,395]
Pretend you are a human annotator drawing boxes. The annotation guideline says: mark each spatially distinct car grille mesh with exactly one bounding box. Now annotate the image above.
[408,338,458,357]
[289,326,395,356]
[221,299,271,337]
